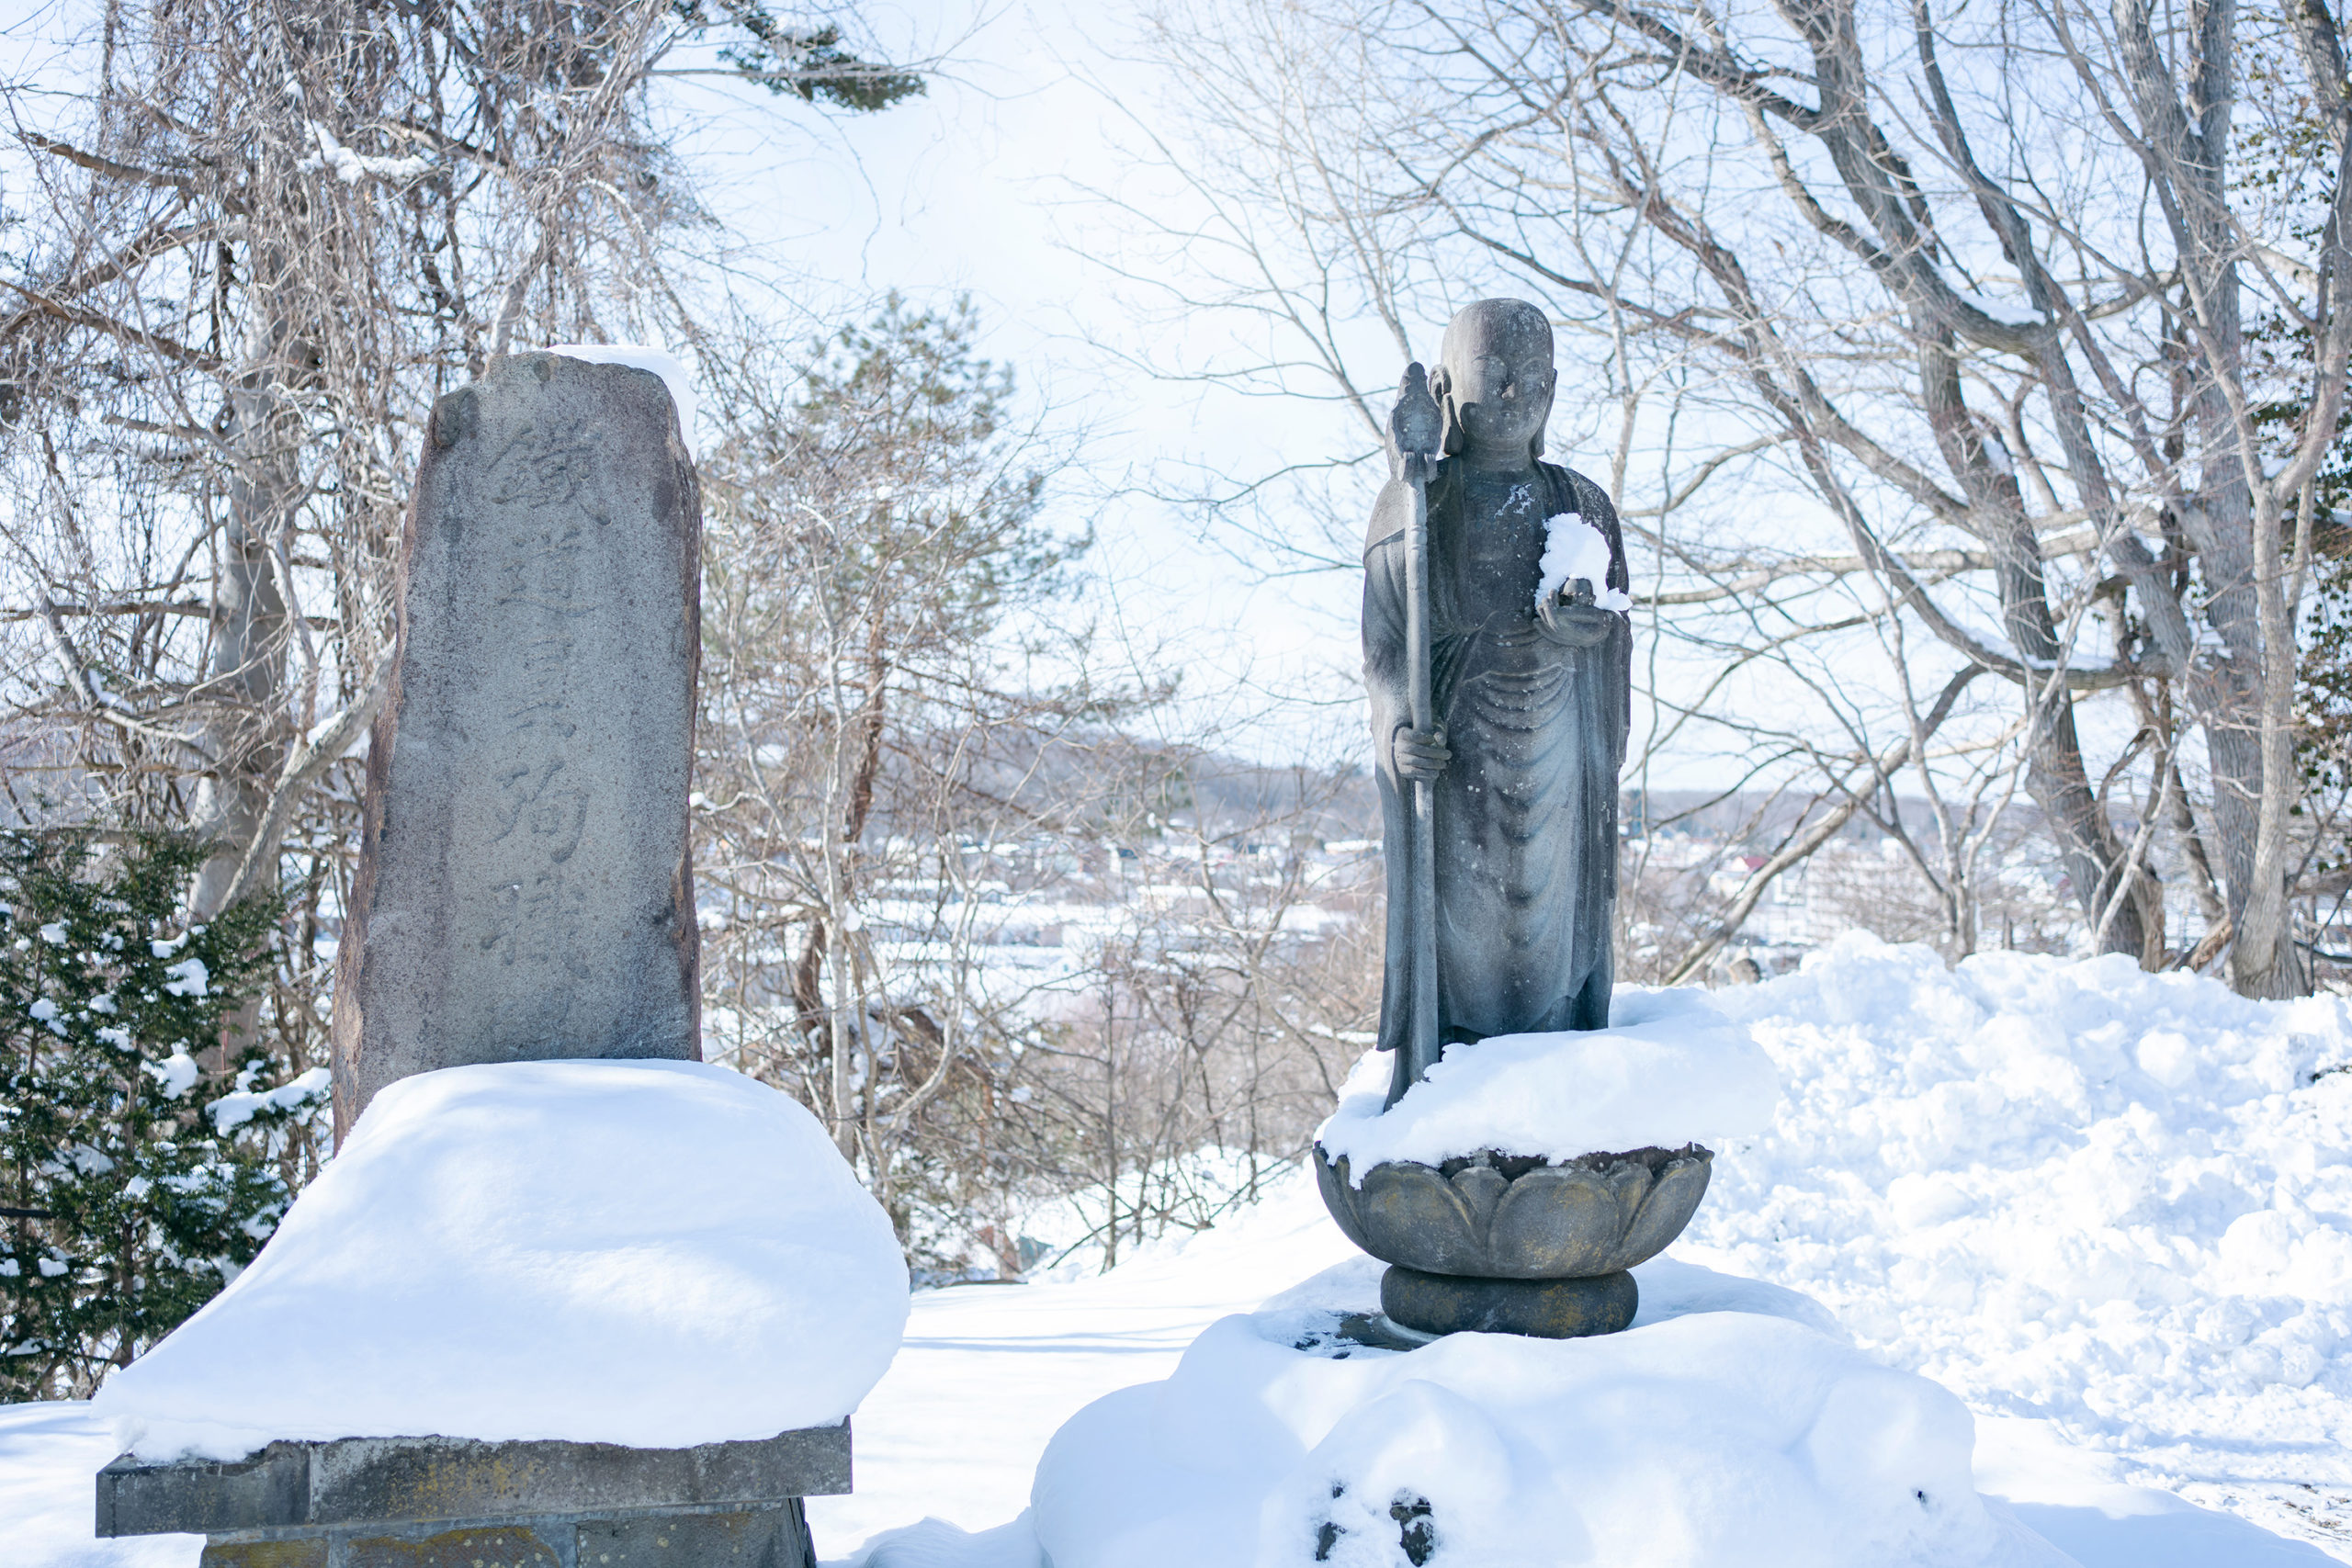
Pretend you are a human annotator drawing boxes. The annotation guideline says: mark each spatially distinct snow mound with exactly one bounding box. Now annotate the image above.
[545,342,699,454]
[1031,1300,2067,1568]
[95,1059,908,1461]
[1694,933,2352,1536]
[841,1514,1045,1568]
[1536,512,1632,614]
[1315,987,1778,1172]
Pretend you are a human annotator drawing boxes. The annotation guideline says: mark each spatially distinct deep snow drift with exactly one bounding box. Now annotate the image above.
[1690,936,2352,1543]
[1011,936,2352,1565]
[95,1058,908,1461]
[827,1167,2333,1568]
[1315,985,1778,1170]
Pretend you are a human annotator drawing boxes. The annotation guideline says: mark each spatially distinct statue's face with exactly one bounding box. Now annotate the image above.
[1435,305,1555,462]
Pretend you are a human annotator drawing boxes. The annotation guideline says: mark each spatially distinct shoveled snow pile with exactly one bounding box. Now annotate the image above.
[1691,934,2352,1544]
[94,1059,908,1461]
[1315,987,1778,1172]
[1535,512,1632,614]
[1030,1257,2064,1568]
[545,343,699,453]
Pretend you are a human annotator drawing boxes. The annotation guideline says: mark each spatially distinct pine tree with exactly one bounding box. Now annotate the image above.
[0,831,316,1400]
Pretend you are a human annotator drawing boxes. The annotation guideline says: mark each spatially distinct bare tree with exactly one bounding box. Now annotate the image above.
[1125,0,2352,997]
[0,0,930,1077]
[693,297,1132,1251]
[1023,755,1380,1268]
[692,301,1396,1267]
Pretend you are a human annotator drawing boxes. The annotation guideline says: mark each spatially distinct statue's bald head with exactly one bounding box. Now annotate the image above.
[1432,299,1556,464]
[1440,299,1553,373]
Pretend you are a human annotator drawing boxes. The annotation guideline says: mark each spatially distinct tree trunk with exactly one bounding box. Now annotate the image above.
[1918,337,2158,960]
[191,322,300,1068]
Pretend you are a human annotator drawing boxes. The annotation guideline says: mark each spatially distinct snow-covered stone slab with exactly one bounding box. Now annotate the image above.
[93,1059,910,1462]
[1316,987,1778,1172]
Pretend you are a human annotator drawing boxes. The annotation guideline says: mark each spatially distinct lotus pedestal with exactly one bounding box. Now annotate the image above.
[1313,1144,1713,1338]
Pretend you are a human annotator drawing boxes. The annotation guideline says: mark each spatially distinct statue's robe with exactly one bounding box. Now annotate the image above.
[1363,459,1632,1091]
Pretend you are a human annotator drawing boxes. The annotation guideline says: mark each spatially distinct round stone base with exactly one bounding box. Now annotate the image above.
[1380,1265,1637,1339]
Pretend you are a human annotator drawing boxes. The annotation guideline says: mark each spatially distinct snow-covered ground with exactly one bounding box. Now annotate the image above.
[2,1182,2330,1567]
[1029,1256,2079,1567]
[6,938,2346,1564]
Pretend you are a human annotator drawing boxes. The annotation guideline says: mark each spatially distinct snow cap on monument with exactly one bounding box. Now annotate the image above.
[332,351,703,1139]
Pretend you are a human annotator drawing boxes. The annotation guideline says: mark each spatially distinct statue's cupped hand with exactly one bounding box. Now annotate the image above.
[1537,595,1619,647]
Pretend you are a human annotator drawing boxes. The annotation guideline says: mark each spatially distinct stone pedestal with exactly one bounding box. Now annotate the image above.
[1314,1143,1713,1339]
[95,1424,848,1568]
[1380,1264,1636,1337]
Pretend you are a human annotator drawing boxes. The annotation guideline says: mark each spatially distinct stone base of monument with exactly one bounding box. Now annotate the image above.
[94,1423,848,1568]
[1380,1263,1638,1338]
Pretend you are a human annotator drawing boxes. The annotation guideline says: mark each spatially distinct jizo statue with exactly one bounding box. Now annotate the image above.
[1365,299,1632,1108]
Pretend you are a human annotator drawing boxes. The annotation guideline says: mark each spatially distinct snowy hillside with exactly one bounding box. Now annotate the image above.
[6,938,2346,1565]
[1692,936,2352,1548]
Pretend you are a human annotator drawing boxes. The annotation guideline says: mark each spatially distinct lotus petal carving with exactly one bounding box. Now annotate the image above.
[1313,1143,1713,1280]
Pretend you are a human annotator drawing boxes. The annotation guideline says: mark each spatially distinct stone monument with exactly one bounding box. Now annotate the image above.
[1316,299,1713,1339]
[96,354,848,1568]
[331,352,703,1141]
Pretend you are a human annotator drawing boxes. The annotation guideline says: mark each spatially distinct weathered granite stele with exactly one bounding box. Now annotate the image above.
[332,351,703,1141]
[97,355,848,1568]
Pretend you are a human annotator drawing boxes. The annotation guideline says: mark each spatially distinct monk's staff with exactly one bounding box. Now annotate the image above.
[1390,364,1443,1100]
